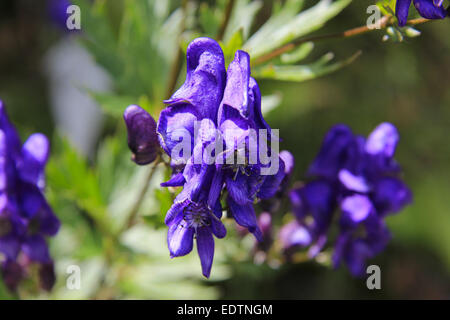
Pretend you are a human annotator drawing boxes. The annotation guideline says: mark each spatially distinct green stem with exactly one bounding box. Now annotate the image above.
[122,155,162,232]
[217,0,236,41]
[164,0,188,99]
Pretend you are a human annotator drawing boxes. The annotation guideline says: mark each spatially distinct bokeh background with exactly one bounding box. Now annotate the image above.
[0,0,449,299]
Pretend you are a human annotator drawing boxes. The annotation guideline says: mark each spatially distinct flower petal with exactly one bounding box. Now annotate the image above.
[0,100,22,156]
[1,259,23,291]
[413,0,447,20]
[165,37,226,121]
[210,200,226,239]
[338,169,370,193]
[280,150,295,177]
[225,171,259,205]
[372,177,412,216]
[35,202,61,236]
[340,194,373,226]
[19,133,50,188]
[279,220,312,249]
[308,124,359,179]
[248,77,272,134]
[196,227,215,278]
[365,122,399,158]
[157,102,198,159]
[165,198,189,225]
[208,169,224,208]
[124,105,159,165]
[167,220,194,257]
[161,172,185,187]
[396,0,413,26]
[0,234,21,260]
[227,196,262,241]
[218,50,251,122]
[291,180,336,234]
[257,156,285,199]
[22,234,51,263]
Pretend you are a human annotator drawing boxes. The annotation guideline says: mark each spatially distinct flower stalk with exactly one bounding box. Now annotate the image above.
[252,16,431,67]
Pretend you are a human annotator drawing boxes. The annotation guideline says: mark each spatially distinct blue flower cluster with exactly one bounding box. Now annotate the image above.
[0,101,60,291]
[125,38,289,277]
[281,123,412,276]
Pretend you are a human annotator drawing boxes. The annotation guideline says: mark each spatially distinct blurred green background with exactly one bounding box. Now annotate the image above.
[0,0,449,299]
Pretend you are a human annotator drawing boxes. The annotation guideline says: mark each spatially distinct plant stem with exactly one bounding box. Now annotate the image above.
[122,156,161,232]
[164,0,188,100]
[217,0,236,41]
[251,17,430,67]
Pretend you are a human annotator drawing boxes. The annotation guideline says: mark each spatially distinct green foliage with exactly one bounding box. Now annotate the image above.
[253,51,361,82]
[47,135,109,230]
[243,0,352,59]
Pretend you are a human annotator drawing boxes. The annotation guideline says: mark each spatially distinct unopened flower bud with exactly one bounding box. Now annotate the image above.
[124,105,160,165]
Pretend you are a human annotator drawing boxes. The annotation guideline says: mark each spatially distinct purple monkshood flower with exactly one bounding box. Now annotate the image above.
[157,38,227,278]
[0,100,60,291]
[124,105,160,165]
[396,0,448,26]
[155,37,289,277]
[286,123,412,277]
[211,50,286,241]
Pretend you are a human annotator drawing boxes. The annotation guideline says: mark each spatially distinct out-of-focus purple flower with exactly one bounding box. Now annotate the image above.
[0,100,59,291]
[124,105,160,165]
[48,0,74,31]
[260,150,295,214]
[279,220,312,255]
[280,150,295,183]
[255,212,273,252]
[1,259,23,292]
[396,0,448,27]
[288,180,335,257]
[284,123,412,276]
[39,262,57,292]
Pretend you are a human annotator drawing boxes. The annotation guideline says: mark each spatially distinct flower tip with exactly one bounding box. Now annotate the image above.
[280,150,295,176]
[252,227,264,243]
[234,50,250,63]
[123,104,144,120]
[202,270,211,279]
[186,37,224,70]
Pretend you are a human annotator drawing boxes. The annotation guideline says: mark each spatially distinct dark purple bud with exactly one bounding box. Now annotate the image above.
[39,262,56,291]
[124,105,160,165]
[1,260,23,292]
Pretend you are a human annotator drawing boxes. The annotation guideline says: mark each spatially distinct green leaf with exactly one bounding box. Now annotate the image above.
[47,135,110,231]
[376,0,397,16]
[222,28,244,66]
[199,2,222,37]
[244,0,352,60]
[253,50,361,82]
[243,0,305,53]
[262,93,283,115]
[223,0,263,43]
[280,42,315,64]
[89,91,137,117]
